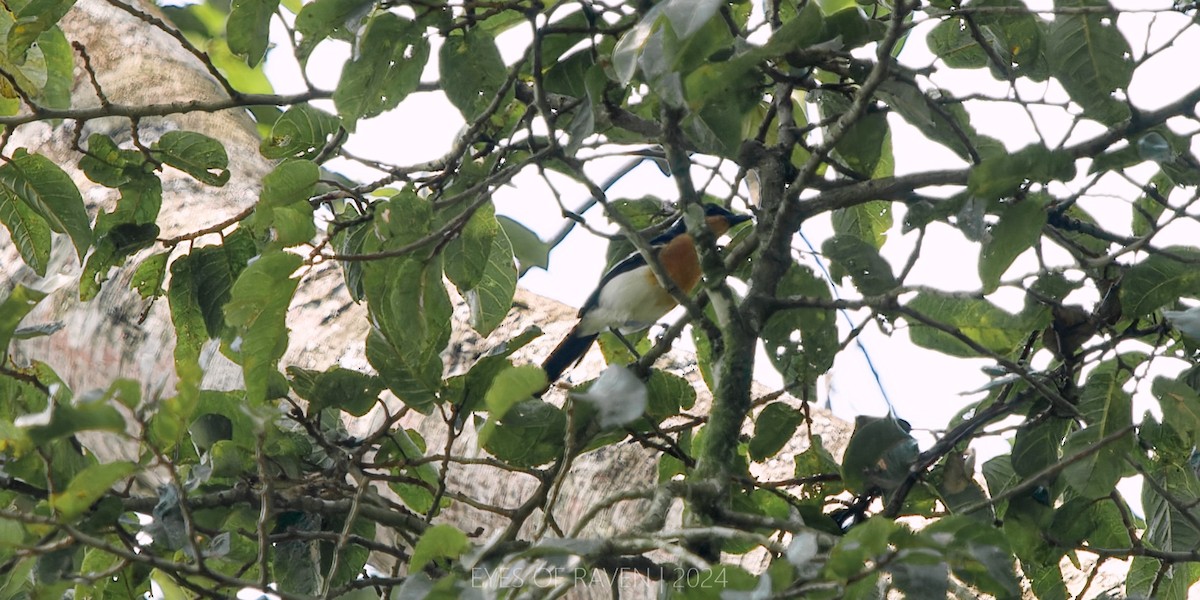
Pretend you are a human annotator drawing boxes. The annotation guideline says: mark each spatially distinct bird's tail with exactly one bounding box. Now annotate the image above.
[542,326,598,384]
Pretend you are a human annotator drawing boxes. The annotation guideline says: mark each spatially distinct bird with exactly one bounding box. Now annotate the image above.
[541,203,752,384]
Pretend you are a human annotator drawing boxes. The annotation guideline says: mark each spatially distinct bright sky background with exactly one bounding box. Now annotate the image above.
[260,1,1200,494]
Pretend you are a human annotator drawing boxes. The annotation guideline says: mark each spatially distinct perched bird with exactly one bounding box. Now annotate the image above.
[541,203,752,383]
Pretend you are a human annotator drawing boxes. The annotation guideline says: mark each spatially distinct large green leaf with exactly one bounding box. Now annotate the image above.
[259,104,341,160]
[439,28,506,122]
[287,365,383,417]
[50,461,135,521]
[0,150,92,261]
[1061,361,1133,498]
[497,215,550,275]
[0,190,50,276]
[1154,377,1200,447]
[465,226,517,337]
[80,223,160,301]
[227,0,279,67]
[367,324,444,412]
[877,81,1004,163]
[1045,0,1133,125]
[224,251,303,404]
[1011,417,1070,478]
[978,196,1047,293]
[927,18,988,69]
[1120,248,1200,318]
[444,203,497,292]
[749,402,805,461]
[6,0,75,62]
[294,0,373,61]
[822,234,897,295]
[152,131,231,186]
[335,12,429,131]
[166,231,257,365]
[841,415,918,495]
[409,525,470,572]
[478,398,566,467]
[249,159,317,247]
[968,144,1075,200]
[0,285,48,353]
[760,265,838,388]
[905,292,1047,358]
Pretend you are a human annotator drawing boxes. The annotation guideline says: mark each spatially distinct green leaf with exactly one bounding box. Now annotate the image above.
[224,252,302,403]
[24,399,126,446]
[818,90,893,180]
[80,134,150,187]
[1142,463,1200,554]
[334,12,429,131]
[0,150,92,261]
[80,223,160,301]
[363,255,452,372]
[1128,558,1200,600]
[1061,361,1133,498]
[439,28,507,122]
[465,226,516,336]
[497,215,550,274]
[1154,377,1200,446]
[249,159,317,247]
[877,80,1004,162]
[444,203,497,291]
[0,285,47,353]
[925,516,1022,597]
[645,369,696,421]
[484,364,546,419]
[1132,171,1171,237]
[749,402,805,461]
[826,517,897,578]
[1045,0,1133,125]
[1011,417,1070,478]
[1120,247,1200,318]
[968,144,1075,200]
[379,427,441,514]
[366,327,442,413]
[453,327,541,414]
[167,231,257,365]
[832,200,893,253]
[30,23,71,110]
[927,18,988,69]
[822,234,897,295]
[94,175,162,238]
[409,525,470,572]
[479,399,565,467]
[841,415,918,495]
[227,0,279,67]
[905,292,1048,358]
[287,366,384,416]
[0,189,50,275]
[260,104,341,160]
[294,0,373,62]
[130,251,170,299]
[152,131,231,186]
[50,461,135,521]
[7,0,75,62]
[760,265,838,389]
[978,196,1047,293]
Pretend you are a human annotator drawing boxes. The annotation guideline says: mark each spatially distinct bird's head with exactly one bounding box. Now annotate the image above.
[701,203,752,236]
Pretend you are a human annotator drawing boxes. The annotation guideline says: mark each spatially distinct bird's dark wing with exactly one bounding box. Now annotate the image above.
[577,250,650,316]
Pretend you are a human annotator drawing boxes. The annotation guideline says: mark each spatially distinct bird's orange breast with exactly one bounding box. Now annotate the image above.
[657,233,702,294]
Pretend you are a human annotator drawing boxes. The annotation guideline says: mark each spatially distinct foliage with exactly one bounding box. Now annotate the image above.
[1,0,1200,598]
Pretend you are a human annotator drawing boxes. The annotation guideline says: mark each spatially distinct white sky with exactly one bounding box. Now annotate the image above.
[261,1,1200,490]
